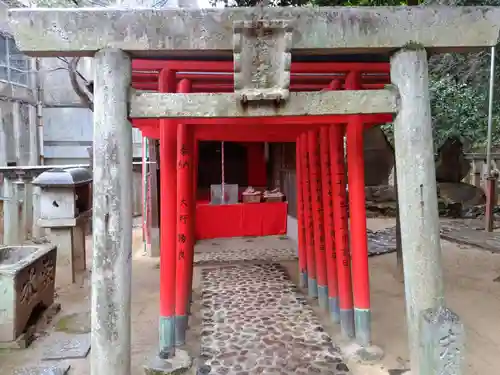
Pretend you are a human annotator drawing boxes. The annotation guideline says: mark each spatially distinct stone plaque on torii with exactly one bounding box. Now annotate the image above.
[7,5,499,375]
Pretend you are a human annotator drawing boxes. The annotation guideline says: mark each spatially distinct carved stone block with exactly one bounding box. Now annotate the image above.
[419,306,465,375]
[0,244,57,342]
[233,19,292,103]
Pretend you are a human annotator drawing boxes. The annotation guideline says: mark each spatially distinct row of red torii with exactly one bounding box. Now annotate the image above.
[131,59,393,353]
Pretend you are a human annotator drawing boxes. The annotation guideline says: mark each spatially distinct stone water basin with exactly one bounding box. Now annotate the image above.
[0,244,57,342]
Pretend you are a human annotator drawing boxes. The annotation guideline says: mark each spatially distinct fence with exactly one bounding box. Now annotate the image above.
[463,153,500,188]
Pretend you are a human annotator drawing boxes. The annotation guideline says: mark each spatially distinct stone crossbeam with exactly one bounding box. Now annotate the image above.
[8,7,500,57]
[129,89,398,118]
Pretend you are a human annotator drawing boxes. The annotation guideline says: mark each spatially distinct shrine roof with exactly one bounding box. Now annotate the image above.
[7,6,500,57]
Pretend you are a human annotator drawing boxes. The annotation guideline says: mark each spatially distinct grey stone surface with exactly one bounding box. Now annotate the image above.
[13,364,71,375]
[367,226,397,256]
[129,90,398,118]
[8,7,500,57]
[439,223,500,253]
[41,332,91,360]
[198,263,350,374]
[420,307,464,375]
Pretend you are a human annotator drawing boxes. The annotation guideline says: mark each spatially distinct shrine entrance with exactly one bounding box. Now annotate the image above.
[9,5,500,375]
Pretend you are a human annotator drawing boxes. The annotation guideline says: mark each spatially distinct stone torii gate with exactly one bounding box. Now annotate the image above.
[8,5,500,375]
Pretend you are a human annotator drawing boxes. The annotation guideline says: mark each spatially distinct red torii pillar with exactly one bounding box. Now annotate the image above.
[347,115,371,347]
[301,133,317,298]
[346,71,372,347]
[330,125,355,339]
[158,69,178,358]
[308,130,328,310]
[186,138,199,314]
[320,126,339,323]
[296,137,308,288]
[175,79,194,345]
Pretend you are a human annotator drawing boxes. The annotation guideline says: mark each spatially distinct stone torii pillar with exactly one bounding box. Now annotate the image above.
[391,47,446,374]
[92,48,133,375]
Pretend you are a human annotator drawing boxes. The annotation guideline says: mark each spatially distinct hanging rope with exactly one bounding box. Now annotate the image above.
[221,141,225,204]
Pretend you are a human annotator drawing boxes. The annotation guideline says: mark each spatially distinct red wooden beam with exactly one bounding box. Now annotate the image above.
[132,60,390,74]
[132,82,387,91]
[132,72,389,84]
[131,113,393,127]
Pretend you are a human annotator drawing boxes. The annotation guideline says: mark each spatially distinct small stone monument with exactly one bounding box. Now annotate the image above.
[419,306,465,375]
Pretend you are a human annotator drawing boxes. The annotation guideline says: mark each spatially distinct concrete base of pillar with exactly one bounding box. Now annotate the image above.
[317,285,329,310]
[340,309,355,339]
[342,342,384,364]
[159,316,175,358]
[148,228,160,257]
[48,224,86,287]
[174,315,188,346]
[354,308,371,347]
[307,277,318,298]
[144,349,192,375]
[299,271,308,289]
[329,297,340,324]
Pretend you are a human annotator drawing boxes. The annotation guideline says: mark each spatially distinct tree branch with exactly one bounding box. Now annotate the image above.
[68,57,94,112]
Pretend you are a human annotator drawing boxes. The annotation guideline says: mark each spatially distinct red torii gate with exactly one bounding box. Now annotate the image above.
[131,59,391,349]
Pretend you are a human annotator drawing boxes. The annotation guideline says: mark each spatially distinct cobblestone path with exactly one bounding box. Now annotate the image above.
[194,246,298,265]
[197,263,350,375]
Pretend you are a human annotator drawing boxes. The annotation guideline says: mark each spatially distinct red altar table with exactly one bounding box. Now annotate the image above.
[195,202,288,240]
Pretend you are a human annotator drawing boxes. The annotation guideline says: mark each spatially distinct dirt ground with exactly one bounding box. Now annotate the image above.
[2,218,500,374]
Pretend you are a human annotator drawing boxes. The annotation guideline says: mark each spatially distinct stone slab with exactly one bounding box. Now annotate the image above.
[130,90,398,118]
[439,224,500,253]
[198,263,350,374]
[8,7,500,57]
[41,332,91,360]
[0,303,62,350]
[144,350,192,375]
[13,364,70,375]
[367,226,397,256]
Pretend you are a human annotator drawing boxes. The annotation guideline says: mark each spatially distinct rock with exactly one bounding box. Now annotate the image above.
[365,198,462,218]
[437,199,462,218]
[364,127,395,186]
[435,137,470,183]
[365,201,398,217]
[437,182,486,209]
[365,185,396,202]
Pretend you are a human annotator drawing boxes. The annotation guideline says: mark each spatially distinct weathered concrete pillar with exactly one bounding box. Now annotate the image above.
[391,48,445,374]
[0,109,6,245]
[3,178,21,245]
[92,48,132,375]
[148,139,160,257]
[32,185,44,241]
